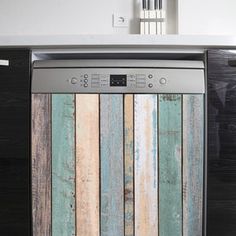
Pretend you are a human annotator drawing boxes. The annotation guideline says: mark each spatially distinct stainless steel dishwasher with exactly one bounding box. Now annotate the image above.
[31,59,205,236]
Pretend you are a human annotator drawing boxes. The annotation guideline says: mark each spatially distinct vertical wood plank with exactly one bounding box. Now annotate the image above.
[32,94,51,236]
[159,94,182,236]
[183,95,204,236]
[76,94,100,236]
[100,94,124,236]
[124,95,134,236]
[52,94,75,236]
[134,94,158,236]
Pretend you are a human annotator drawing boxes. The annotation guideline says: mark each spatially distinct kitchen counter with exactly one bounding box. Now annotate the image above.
[1,35,236,50]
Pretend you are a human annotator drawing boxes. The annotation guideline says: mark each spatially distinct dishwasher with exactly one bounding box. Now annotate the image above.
[31,59,205,236]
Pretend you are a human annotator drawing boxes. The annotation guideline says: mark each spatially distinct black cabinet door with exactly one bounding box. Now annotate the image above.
[208,50,236,236]
[0,49,31,235]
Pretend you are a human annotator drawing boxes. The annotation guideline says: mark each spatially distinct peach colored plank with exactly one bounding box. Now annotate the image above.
[76,94,100,236]
[134,94,158,236]
[124,95,134,236]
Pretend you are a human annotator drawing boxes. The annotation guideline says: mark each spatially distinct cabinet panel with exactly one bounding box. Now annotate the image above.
[0,49,30,235]
[208,49,236,236]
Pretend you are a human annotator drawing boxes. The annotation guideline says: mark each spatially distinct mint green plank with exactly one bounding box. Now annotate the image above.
[159,94,182,236]
[52,94,75,236]
[100,94,124,236]
[183,95,204,236]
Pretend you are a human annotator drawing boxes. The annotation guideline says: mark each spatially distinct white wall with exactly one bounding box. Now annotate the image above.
[0,0,178,35]
[0,0,134,35]
[178,0,236,35]
[0,0,235,36]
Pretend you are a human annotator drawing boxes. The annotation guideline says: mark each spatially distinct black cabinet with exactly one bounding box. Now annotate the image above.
[208,49,236,236]
[0,49,31,235]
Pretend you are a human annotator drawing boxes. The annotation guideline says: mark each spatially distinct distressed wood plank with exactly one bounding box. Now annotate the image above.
[159,94,182,236]
[134,94,158,236]
[52,94,75,236]
[32,94,51,236]
[76,94,100,236]
[100,94,124,236]
[183,95,204,236]
[124,95,134,236]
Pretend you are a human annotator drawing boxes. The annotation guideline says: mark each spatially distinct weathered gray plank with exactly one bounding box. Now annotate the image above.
[100,94,124,236]
[183,95,204,236]
[32,94,51,236]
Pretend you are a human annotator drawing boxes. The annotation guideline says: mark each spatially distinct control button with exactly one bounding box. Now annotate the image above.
[129,74,135,79]
[136,74,146,79]
[91,82,100,88]
[148,83,153,88]
[91,78,100,85]
[71,77,78,84]
[84,74,88,79]
[84,84,88,87]
[136,83,146,88]
[84,79,88,83]
[101,74,108,79]
[92,74,99,79]
[159,77,167,85]
[148,74,153,79]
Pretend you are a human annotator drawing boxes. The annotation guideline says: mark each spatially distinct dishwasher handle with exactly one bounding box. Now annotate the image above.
[0,59,9,66]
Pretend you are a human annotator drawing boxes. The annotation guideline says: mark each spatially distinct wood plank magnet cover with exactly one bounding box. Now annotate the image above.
[31,93,204,236]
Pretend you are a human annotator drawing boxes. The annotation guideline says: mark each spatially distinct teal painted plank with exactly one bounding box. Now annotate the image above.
[52,94,75,236]
[100,94,124,236]
[183,95,204,236]
[134,94,158,236]
[159,94,182,236]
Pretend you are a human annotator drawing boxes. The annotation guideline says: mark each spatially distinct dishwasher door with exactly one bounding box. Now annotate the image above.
[31,60,205,236]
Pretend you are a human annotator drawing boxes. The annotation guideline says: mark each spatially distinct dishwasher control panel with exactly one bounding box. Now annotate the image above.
[68,72,156,89]
[32,68,205,94]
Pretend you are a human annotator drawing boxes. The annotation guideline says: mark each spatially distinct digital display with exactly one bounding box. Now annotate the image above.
[110,75,127,87]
